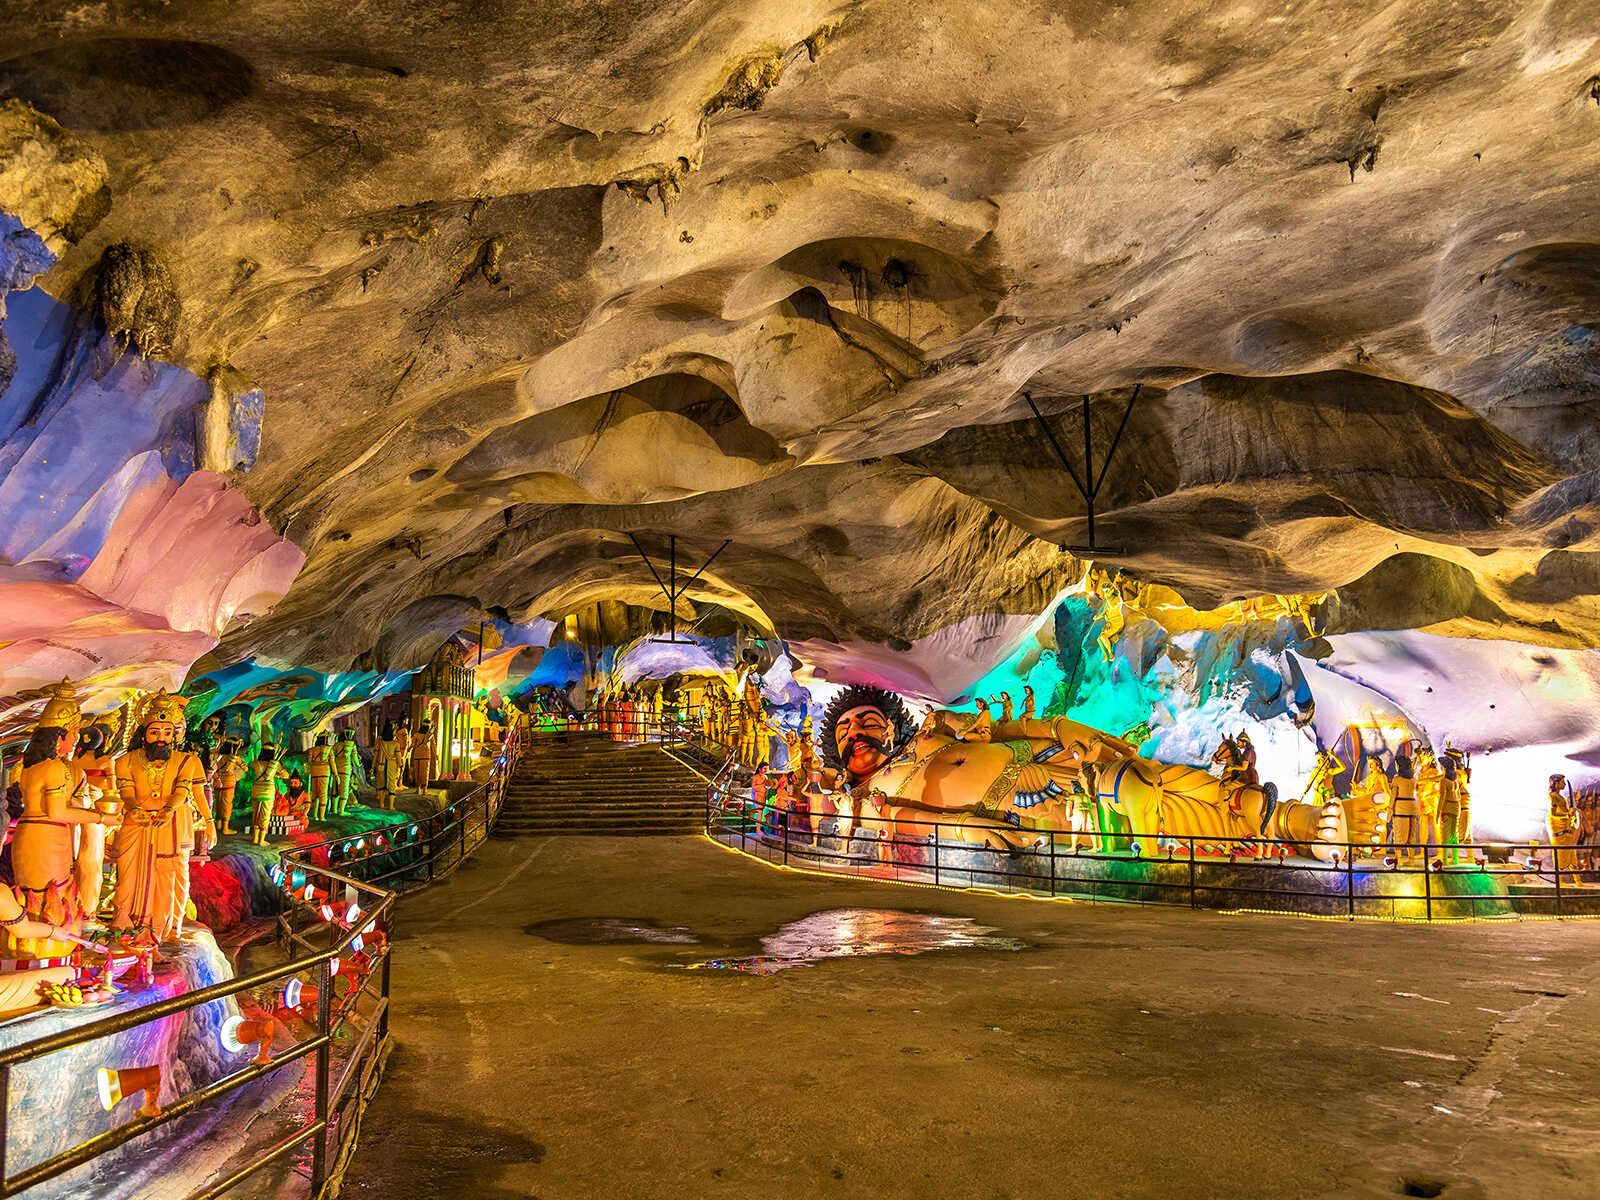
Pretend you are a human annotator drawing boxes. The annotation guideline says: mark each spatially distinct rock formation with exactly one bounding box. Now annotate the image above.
[1,1,1598,692]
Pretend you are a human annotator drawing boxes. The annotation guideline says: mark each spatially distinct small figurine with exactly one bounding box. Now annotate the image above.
[330,730,359,815]
[248,745,288,845]
[1306,745,1347,807]
[1548,774,1582,886]
[990,692,1015,723]
[210,738,248,837]
[393,718,412,786]
[1435,744,1468,864]
[411,721,435,793]
[1021,686,1036,720]
[305,734,335,822]
[1387,741,1422,866]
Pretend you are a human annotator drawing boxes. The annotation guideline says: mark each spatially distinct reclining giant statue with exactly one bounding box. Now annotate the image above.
[810,685,1373,860]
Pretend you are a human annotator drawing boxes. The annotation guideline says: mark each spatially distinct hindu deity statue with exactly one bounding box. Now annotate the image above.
[411,721,435,793]
[210,738,249,837]
[813,684,1363,860]
[11,682,115,961]
[306,734,335,822]
[331,729,359,814]
[248,745,288,845]
[1306,746,1347,808]
[1433,744,1469,864]
[1547,774,1582,885]
[373,722,405,810]
[1387,742,1423,865]
[110,691,213,945]
[1210,733,1259,818]
[71,721,119,913]
[393,717,413,786]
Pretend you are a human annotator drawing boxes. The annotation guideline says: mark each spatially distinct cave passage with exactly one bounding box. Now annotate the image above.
[346,832,1600,1200]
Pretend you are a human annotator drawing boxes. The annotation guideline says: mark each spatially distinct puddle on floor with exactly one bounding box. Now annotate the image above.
[675,908,1026,975]
[524,917,700,944]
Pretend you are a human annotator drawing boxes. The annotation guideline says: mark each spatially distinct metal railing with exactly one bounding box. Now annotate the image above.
[0,728,525,1200]
[704,784,1600,922]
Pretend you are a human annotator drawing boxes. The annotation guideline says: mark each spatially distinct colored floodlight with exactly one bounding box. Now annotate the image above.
[221,1014,277,1064]
[97,1065,162,1119]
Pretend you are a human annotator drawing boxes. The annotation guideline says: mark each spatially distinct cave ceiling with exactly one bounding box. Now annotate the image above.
[3,0,1600,672]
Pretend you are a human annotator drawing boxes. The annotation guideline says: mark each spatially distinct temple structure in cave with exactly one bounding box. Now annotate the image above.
[2,3,1600,1198]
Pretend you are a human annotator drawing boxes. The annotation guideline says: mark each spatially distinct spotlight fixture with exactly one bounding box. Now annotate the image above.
[221,1014,277,1065]
[97,1065,162,1119]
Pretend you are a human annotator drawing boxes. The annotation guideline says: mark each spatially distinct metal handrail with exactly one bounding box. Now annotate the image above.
[706,782,1599,922]
[0,725,525,1199]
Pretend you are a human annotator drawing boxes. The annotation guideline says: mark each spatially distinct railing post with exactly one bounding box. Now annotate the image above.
[1423,856,1433,922]
[934,833,941,889]
[1047,832,1055,897]
[310,955,333,1195]
[1346,845,1356,920]
[1,1061,11,1190]
[1554,850,1564,918]
[1188,837,1197,909]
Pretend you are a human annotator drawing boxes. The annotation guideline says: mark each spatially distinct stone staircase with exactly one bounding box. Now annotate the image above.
[494,732,710,836]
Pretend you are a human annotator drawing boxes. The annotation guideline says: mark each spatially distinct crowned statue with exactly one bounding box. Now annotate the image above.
[11,681,117,962]
[804,684,1366,861]
[110,691,214,946]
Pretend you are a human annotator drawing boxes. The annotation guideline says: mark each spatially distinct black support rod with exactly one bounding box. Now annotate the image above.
[1023,385,1143,554]
[624,534,733,642]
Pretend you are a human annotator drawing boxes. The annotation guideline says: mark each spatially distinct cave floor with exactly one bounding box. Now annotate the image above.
[342,835,1600,1200]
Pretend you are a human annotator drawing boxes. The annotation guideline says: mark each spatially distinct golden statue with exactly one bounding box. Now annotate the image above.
[1547,774,1582,886]
[209,738,249,837]
[11,681,115,962]
[110,690,212,945]
[815,686,1365,860]
[306,734,336,821]
[248,745,288,844]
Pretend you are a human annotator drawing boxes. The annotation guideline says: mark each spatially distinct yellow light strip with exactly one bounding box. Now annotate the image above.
[702,834,1600,926]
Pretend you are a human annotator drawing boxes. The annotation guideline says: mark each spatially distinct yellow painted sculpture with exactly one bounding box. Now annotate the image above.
[814,686,1365,861]
[210,738,248,837]
[248,746,287,845]
[331,729,359,814]
[11,682,115,961]
[373,722,405,810]
[411,721,435,793]
[1547,774,1581,886]
[306,734,335,821]
[1386,742,1424,866]
[110,691,212,945]
[70,721,118,917]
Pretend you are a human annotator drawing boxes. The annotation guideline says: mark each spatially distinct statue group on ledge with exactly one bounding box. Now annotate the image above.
[720,683,1581,877]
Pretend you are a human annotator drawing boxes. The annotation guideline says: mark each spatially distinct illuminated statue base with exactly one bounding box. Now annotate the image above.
[0,929,257,1200]
[713,823,1600,920]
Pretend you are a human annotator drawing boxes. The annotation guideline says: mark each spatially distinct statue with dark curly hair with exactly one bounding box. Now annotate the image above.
[819,685,918,787]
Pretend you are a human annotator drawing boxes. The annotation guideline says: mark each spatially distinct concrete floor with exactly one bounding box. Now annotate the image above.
[344,835,1600,1200]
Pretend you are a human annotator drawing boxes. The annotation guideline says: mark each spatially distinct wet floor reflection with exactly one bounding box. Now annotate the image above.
[524,917,700,944]
[677,908,1026,975]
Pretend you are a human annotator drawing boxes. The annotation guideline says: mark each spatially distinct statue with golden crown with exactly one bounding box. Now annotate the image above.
[10,680,117,964]
[109,691,214,946]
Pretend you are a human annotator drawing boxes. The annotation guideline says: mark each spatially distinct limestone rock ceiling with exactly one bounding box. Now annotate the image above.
[4,0,1600,671]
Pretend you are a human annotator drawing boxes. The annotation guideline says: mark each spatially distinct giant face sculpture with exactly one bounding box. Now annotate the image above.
[819,685,917,787]
[834,706,893,781]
